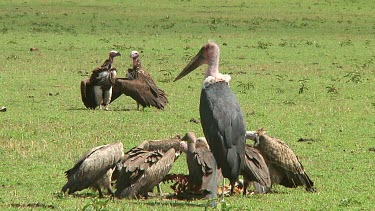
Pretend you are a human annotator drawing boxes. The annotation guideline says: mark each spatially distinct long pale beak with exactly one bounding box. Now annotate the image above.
[174,47,206,82]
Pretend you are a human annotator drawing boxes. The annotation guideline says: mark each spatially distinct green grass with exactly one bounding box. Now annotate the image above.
[1,0,374,210]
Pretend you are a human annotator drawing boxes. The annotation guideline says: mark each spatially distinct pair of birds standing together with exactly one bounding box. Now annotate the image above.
[80,50,168,111]
[68,41,315,203]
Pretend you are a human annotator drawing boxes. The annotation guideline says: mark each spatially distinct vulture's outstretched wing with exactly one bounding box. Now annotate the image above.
[111,78,168,110]
[80,78,96,109]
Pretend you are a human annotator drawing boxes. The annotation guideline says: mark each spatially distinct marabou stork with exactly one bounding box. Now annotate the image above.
[125,50,168,110]
[174,42,246,202]
[80,50,121,110]
[115,135,182,199]
[247,129,316,192]
[180,132,223,198]
[61,142,125,197]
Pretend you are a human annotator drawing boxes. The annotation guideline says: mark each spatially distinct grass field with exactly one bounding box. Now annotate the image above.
[1,0,374,210]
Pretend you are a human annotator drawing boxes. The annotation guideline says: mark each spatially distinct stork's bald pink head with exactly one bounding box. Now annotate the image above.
[130,51,140,59]
[174,41,220,82]
[109,50,121,58]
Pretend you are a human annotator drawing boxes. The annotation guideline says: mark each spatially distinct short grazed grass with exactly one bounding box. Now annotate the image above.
[0,0,374,210]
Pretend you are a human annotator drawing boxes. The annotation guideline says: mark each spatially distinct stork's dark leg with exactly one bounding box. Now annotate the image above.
[230,180,235,195]
[243,179,249,196]
[98,188,104,198]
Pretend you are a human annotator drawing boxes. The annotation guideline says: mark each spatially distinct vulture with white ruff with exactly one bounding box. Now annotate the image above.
[80,50,121,110]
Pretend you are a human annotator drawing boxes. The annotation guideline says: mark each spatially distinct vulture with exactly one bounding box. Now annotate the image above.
[180,132,223,199]
[242,144,271,195]
[110,77,168,111]
[247,129,316,192]
[174,42,246,203]
[80,50,121,110]
[61,142,125,197]
[115,135,182,199]
[125,50,168,110]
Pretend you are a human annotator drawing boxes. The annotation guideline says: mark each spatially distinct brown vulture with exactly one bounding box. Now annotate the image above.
[80,50,121,110]
[125,50,168,110]
[61,142,125,197]
[242,144,271,195]
[180,132,222,199]
[115,135,182,199]
[247,129,316,192]
[110,77,168,111]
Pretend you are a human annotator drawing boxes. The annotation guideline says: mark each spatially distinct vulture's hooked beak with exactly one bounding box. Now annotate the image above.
[245,131,257,141]
[253,135,260,147]
[110,50,121,58]
[174,46,207,82]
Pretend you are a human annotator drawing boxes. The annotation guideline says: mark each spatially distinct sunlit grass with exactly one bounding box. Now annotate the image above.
[0,0,374,210]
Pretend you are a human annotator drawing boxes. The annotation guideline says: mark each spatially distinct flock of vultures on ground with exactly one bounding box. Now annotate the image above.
[63,42,316,203]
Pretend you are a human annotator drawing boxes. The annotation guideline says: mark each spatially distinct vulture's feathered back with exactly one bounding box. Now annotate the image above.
[61,142,124,197]
[253,129,316,192]
[115,147,179,199]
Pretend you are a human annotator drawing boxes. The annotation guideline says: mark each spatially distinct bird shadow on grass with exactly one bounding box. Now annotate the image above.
[66,107,135,112]
[133,199,208,209]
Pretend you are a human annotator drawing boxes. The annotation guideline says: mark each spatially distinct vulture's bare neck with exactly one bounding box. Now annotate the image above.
[133,57,141,70]
[187,141,196,154]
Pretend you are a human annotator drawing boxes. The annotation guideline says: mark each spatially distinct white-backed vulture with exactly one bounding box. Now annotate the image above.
[61,142,125,197]
[247,129,316,192]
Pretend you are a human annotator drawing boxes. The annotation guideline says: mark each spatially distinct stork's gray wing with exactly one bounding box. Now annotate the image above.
[62,142,124,194]
[199,82,246,182]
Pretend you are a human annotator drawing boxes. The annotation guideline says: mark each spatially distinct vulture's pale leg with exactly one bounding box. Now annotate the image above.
[156,183,162,195]
[94,86,103,109]
[221,178,225,202]
[107,187,115,197]
[103,87,112,111]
